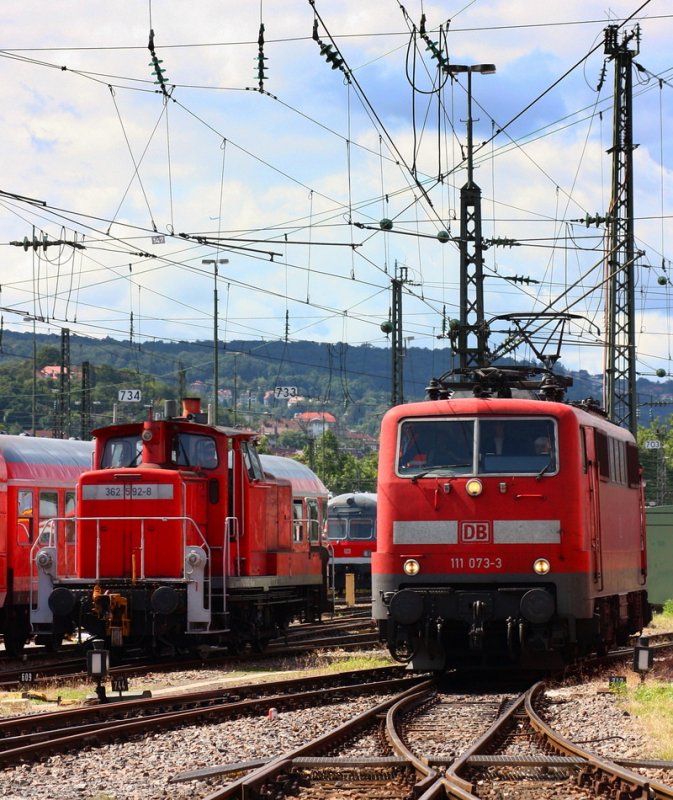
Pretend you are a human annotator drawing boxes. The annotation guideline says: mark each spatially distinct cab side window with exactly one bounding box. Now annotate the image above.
[293,500,304,543]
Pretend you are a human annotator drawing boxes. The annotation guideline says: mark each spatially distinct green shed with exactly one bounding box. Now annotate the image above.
[646,505,673,609]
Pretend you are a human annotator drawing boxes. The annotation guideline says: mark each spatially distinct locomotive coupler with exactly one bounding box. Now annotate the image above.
[468,600,486,649]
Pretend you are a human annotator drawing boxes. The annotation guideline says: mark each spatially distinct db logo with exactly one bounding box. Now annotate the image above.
[459,521,492,543]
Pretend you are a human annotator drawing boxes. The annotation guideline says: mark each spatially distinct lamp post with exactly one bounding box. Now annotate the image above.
[445,62,496,369]
[446,63,496,185]
[202,258,229,424]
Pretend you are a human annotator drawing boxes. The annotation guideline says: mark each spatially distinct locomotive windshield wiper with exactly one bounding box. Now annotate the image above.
[536,460,552,481]
[411,463,470,482]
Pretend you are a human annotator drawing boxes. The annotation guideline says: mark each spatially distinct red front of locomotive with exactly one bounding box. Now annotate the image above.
[75,468,199,580]
[372,397,649,670]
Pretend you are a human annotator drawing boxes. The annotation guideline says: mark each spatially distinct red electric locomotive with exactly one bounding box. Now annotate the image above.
[372,368,650,671]
[30,400,329,656]
[0,435,92,656]
[325,492,377,592]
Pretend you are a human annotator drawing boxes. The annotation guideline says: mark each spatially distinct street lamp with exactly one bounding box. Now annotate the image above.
[445,62,495,369]
[445,63,496,186]
[202,258,229,424]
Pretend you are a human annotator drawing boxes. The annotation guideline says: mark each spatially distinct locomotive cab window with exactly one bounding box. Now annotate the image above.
[293,500,304,542]
[397,417,558,477]
[307,498,321,542]
[240,441,264,480]
[102,435,142,468]
[398,419,474,475]
[326,519,347,540]
[172,433,218,469]
[349,519,375,540]
[478,418,557,475]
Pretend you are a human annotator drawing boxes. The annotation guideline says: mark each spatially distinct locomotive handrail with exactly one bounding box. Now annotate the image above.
[225,516,241,577]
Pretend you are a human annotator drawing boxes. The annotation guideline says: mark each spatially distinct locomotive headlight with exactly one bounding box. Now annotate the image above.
[465,478,483,497]
[533,557,551,575]
[36,551,53,569]
[403,558,421,576]
[142,429,153,442]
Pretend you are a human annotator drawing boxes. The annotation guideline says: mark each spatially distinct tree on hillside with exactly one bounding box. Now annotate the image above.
[637,419,673,506]
[299,429,377,495]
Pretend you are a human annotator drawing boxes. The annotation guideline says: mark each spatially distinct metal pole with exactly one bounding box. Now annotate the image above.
[202,258,229,425]
[32,320,36,436]
[213,265,218,424]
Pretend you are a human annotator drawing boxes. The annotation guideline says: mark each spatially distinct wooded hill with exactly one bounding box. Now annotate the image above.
[0,329,671,437]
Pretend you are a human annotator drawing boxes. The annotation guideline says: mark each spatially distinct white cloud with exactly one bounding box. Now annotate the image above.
[0,0,672,383]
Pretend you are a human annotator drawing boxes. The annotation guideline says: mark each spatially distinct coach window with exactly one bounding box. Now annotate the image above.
[17,489,34,544]
[38,490,59,545]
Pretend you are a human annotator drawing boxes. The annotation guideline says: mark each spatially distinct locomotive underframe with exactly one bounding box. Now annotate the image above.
[377,580,649,671]
[36,577,324,656]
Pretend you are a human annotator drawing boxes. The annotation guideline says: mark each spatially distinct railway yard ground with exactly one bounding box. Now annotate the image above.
[0,606,672,800]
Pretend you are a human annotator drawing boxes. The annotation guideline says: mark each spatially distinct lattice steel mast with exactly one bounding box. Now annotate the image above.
[602,24,640,434]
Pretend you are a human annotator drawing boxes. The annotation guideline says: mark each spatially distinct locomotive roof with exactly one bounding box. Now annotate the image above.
[91,419,257,440]
[328,492,377,508]
[384,396,633,438]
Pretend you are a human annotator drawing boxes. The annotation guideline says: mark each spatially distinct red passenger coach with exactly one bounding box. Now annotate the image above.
[0,436,92,655]
[30,401,329,655]
[372,378,650,671]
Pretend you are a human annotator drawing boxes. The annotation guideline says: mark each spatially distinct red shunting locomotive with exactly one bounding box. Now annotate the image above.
[372,376,651,671]
[31,399,329,655]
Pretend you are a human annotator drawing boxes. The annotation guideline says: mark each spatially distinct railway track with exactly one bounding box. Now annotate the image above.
[2,629,673,798]
[0,609,379,690]
[190,678,673,800]
[0,667,419,767]
[0,666,672,798]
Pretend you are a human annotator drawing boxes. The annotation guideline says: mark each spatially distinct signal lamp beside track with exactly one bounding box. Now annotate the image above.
[403,559,420,576]
[533,558,551,575]
[465,478,483,496]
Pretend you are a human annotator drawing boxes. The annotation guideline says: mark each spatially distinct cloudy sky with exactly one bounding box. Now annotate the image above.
[1,0,671,381]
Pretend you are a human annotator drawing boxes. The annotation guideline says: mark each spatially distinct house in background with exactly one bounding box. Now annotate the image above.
[294,411,336,438]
